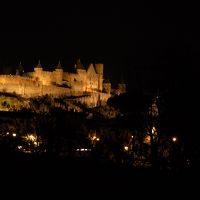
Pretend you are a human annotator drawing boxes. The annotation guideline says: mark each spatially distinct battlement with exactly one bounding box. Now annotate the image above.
[0,61,125,107]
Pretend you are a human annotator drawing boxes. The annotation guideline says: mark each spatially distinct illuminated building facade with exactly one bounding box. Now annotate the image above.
[0,60,126,107]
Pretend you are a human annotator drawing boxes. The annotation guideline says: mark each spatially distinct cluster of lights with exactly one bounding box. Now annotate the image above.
[89,134,100,147]
[91,135,100,141]
[5,132,36,152]
[76,148,91,151]
[6,132,17,137]
[25,134,38,147]
[26,134,36,142]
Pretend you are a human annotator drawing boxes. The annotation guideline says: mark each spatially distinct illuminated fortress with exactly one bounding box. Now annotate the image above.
[0,60,126,107]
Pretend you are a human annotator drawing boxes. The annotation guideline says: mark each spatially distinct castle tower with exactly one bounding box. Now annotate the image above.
[55,60,63,85]
[103,79,111,94]
[75,59,85,70]
[34,60,43,81]
[95,63,104,91]
[75,59,86,74]
[74,59,87,91]
[34,60,42,69]
[16,61,24,76]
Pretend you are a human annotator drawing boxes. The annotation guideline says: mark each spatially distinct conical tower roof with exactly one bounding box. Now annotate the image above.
[35,60,42,68]
[56,60,62,69]
[16,61,24,75]
[75,59,85,70]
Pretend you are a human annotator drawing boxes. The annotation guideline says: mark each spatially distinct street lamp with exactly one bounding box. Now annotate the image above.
[172,137,177,142]
[124,146,129,151]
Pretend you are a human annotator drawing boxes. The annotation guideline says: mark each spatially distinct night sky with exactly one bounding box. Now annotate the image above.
[0,2,199,91]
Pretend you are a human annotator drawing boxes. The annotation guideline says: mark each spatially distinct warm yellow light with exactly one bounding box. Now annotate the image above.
[124,146,129,151]
[17,146,22,149]
[92,136,96,140]
[29,135,35,140]
[27,134,36,141]
[6,132,9,135]
[152,126,156,134]
[34,142,37,146]
[172,137,177,142]
[96,138,100,141]
[144,135,151,144]
[13,133,16,137]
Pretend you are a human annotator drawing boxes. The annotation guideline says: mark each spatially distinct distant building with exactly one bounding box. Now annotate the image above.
[0,60,126,107]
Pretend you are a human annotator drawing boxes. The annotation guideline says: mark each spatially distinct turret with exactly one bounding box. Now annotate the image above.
[95,63,103,75]
[34,60,43,81]
[103,79,111,94]
[95,63,104,91]
[34,60,43,71]
[75,59,85,71]
[16,61,24,76]
[55,60,63,85]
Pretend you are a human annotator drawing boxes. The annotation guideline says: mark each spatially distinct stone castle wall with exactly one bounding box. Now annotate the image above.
[0,69,110,107]
[0,62,125,107]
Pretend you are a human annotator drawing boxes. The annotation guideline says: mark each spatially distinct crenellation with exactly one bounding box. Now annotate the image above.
[0,60,126,107]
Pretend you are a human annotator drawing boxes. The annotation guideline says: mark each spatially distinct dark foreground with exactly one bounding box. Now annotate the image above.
[0,155,199,197]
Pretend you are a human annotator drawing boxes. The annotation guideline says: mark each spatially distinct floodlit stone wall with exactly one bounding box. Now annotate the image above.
[0,61,126,107]
[0,62,114,107]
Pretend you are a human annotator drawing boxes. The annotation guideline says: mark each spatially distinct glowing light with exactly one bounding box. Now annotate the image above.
[26,134,36,141]
[77,148,91,152]
[172,137,177,142]
[144,135,151,144]
[96,138,100,141]
[12,133,16,137]
[92,136,96,140]
[34,142,37,146]
[152,126,156,134]
[17,146,22,149]
[124,146,129,151]
[28,135,35,141]
[6,132,9,135]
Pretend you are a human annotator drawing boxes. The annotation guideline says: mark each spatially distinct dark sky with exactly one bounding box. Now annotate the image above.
[0,2,199,91]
